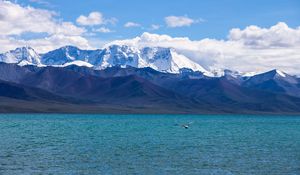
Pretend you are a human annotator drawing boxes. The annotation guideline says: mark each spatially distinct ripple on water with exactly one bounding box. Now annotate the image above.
[0,114,299,174]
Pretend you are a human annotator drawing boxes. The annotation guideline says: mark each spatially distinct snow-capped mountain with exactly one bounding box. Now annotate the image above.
[96,45,139,69]
[39,45,210,74]
[140,47,209,75]
[0,46,42,66]
[0,45,293,78]
[244,69,297,85]
[97,45,210,75]
[242,69,300,97]
[41,46,103,66]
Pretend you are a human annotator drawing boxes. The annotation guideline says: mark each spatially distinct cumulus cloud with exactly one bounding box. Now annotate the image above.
[0,1,84,35]
[76,11,117,26]
[0,1,91,53]
[165,16,198,28]
[109,22,300,75]
[124,22,141,28]
[76,12,104,26]
[228,22,300,48]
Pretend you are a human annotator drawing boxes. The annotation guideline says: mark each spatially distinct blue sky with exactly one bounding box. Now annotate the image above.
[17,0,300,40]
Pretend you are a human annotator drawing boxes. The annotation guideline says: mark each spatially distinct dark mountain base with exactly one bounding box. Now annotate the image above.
[1,63,300,114]
[1,98,300,115]
[0,97,202,114]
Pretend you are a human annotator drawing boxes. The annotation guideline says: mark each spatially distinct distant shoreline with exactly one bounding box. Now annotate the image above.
[1,106,300,116]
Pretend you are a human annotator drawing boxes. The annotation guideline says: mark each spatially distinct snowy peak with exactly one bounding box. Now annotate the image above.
[98,45,140,69]
[244,69,299,86]
[141,47,174,72]
[0,46,41,65]
[210,69,255,78]
[140,47,172,72]
[0,45,210,74]
[169,49,210,75]
[269,69,298,84]
[258,69,287,79]
[140,46,209,74]
[242,69,300,97]
[41,46,84,65]
[95,44,209,74]
[40,45,104,66]
[141,47,172,62]
[274,69,286,78]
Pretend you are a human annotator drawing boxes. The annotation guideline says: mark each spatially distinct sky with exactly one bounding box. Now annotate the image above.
[1,0,300,74]
[14,0,300,40]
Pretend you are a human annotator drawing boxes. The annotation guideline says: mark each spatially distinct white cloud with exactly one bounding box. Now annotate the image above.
[124,22,141,28]
[0,1,91,53]
[0,1,85,36]
[109,22,300,75]
[165,16,197,28]
[76,12,104,26]
[0,34,90,53]
[228,22,300,48]
[76,11,117,26]
[94,27,114,33]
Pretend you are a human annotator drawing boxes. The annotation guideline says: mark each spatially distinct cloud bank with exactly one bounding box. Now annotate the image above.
[0,1,91,53]
[109,22,300,75]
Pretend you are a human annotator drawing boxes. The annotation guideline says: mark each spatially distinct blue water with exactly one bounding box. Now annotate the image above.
[0,115,300,175]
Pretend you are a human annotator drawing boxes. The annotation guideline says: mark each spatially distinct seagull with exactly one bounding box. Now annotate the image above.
[180,122,194,129]
[182,124,189,129]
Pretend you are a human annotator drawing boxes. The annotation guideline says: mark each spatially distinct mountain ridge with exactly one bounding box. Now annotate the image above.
[0,45,258,77]
[0,62,300,114]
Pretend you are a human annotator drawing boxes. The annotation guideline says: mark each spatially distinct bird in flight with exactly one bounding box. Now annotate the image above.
[182,122,193,129]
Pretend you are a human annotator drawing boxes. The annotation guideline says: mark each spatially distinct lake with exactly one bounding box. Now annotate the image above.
[0,114,299,175]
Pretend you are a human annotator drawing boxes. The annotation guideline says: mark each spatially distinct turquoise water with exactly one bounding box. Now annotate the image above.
[0,115,300,175]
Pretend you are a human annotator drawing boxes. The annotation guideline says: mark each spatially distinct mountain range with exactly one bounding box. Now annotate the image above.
[0,46,300,114]
[0,45,209,75]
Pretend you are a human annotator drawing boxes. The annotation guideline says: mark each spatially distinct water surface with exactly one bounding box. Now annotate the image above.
[0,114,300,175]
